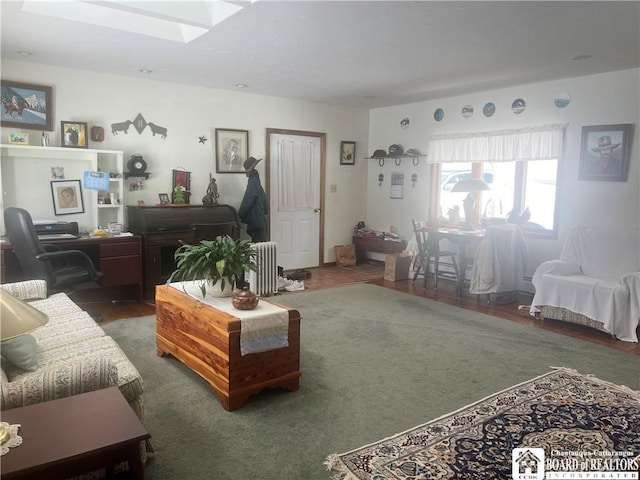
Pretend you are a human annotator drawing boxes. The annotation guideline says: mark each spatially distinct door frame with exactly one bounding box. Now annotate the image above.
[265,128,326,266]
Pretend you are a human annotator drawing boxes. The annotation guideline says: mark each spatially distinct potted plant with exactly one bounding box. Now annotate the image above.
[169,235,257,297]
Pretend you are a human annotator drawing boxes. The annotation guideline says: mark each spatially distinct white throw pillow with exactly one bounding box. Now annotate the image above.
[1,334,38,372]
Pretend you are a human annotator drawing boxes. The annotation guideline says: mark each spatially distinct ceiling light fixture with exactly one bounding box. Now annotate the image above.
[139,69,152,74]
[235,83,247,89]
[17,51,32,57]
[572,54,592,61]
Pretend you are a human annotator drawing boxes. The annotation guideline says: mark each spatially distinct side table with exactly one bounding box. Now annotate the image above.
[1,387,150,480]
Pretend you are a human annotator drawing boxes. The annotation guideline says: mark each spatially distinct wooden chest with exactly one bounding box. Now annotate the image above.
[155,285,301,411]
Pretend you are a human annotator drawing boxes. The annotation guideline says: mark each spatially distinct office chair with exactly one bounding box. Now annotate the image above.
[3,207,103,294]
[412,219,458,290]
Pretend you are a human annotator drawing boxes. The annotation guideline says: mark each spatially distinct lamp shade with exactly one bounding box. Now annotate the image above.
[451,178,490,193]
[0,290,49,341]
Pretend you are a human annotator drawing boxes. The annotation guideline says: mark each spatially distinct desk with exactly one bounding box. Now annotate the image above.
[422,227,484,296]
[0,235,142,300]
[0,387,150,480]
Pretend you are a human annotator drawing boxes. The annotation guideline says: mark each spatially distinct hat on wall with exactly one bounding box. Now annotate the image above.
[372,149,387,158]
[405,148,422,157]
[243,156,262,172]
[388,144,404,157]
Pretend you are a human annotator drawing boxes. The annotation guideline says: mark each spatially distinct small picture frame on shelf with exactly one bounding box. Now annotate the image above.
[340,141,356,165]
[158,193,171,205]
[61,121,88,149]
[51,180,84,215]
[8,133,29,145]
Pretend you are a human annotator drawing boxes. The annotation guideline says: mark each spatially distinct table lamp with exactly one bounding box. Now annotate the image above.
[0,290,49,443]
[451,178,490,230]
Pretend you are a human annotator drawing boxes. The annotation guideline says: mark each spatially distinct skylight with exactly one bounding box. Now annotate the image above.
[21,0,244,43]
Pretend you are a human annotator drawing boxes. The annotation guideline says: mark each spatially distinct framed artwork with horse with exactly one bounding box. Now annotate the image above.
[1,80,53,131]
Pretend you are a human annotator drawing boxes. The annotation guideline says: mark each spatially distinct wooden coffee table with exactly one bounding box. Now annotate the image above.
[1,387,150,480]
[155,284,301,411]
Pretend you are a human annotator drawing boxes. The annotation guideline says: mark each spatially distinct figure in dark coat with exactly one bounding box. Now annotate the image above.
[238,157,268,242]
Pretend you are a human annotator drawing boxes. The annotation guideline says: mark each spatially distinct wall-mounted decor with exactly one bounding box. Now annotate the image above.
[1,80,53,131]
[61,121,88,148]
[90,126,105,142]
[199,135,208,144]
[110,113,167,139]
[51,167,65,180]
[462,105,474,118]
[216,128,249,173]
[554,92,571,109]
[50,180,84,215]
[340,141,356,165]
[400,117,410,129]
[483,102,496,118]
[579,124,633,182]
[511,98,526,114]
[434,108,444,122]
[8,132,29,145]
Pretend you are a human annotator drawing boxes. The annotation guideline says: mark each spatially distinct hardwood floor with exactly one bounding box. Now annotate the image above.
[82,261,640,355]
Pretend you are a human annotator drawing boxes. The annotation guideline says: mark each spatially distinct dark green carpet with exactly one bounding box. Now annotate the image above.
[102,284,640,480]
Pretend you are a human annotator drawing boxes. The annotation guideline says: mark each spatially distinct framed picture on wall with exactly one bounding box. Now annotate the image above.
[51,180,84,215]
[0,80,54,131]
[579,124,633,181]
[215,128,249,173]
[61,121,88,149]
[340,141,356,165]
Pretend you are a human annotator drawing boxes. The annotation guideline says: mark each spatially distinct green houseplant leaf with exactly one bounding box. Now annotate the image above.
[169,235,257,297]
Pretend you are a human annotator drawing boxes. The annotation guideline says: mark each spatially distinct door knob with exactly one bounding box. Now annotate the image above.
[314,208,321,213]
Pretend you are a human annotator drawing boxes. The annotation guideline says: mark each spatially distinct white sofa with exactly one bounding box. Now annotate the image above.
[530,226,640,342]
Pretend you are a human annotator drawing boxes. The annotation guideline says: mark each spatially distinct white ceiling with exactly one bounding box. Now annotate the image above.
[2,1,639,108]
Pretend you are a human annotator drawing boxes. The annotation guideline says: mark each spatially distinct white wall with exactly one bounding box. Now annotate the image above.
[0,60,369,263]
[367,69,640,276]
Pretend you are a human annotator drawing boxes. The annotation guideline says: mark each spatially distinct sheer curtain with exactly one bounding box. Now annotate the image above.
[277,139,316,211]
[426,123,567,163]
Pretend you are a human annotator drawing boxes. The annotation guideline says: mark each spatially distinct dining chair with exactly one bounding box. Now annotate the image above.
[411,220,458,289]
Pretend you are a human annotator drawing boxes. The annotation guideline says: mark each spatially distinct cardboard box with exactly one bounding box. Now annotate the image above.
[335,244,357,267]
[384,253,412,281]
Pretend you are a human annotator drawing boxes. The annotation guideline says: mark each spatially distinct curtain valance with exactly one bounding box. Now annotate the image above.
[426,123,567,163]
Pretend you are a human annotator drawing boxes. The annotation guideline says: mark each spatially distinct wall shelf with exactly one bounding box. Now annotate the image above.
[365,155,426,166]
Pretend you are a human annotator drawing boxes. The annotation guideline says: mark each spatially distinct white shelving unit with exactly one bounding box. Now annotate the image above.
[0,144,124,235]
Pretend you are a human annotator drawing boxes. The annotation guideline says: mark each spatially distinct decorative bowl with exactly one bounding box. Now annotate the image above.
[232,286,259,310]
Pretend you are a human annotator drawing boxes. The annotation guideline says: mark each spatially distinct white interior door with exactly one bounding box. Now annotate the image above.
[269,132,322,270]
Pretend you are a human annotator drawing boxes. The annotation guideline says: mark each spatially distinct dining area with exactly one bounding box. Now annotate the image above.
[410,220,528,303]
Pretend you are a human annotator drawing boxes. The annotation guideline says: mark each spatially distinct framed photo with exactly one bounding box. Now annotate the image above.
[61,121,88,148]
[340,141,356,165]
[1,80,53,131]
[8,132,29,145]
[51,180,84,215]
[579,124,633,181]
[158,193,170,205]
[216,128,249,173]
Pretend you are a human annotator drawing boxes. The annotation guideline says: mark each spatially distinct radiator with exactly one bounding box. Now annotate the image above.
[249,241,278,296]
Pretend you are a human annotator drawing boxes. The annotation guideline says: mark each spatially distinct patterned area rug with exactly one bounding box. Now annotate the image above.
[326,369,640,479]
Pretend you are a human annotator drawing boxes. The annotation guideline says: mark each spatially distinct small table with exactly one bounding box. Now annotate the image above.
[155,284,302,411]
[352,236,407,263]
[422,227,485,296]
[1,387,150,480]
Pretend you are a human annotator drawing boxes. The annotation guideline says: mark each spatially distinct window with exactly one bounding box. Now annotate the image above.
[432,159,558,235]
[427,124,565,237]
